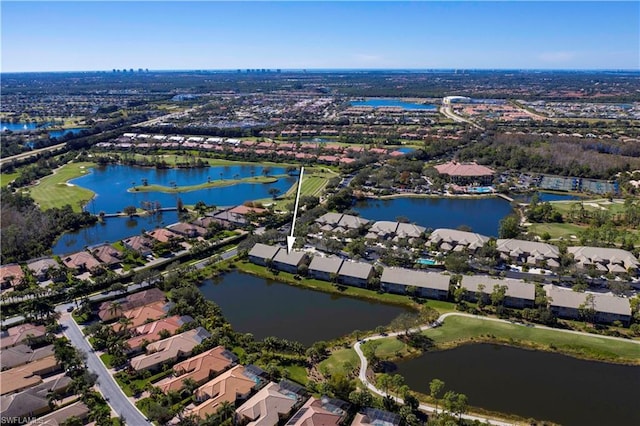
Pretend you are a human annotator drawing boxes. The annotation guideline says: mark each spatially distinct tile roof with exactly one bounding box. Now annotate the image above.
[235,382,299,425]
[157,345,235,393]
[62,251,101,271]
[434,161,495,177]
[130,327,211,371]
[0,324,47,349]
[0,344,54,371]
[188,365,257,419]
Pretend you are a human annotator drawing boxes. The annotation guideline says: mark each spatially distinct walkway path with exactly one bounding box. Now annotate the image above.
[353,312,640,426]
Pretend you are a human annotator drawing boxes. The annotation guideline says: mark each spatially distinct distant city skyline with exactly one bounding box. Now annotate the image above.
[1,1,638,72]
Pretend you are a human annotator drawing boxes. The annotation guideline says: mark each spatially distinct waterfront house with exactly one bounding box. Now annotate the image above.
[496,239,560,269]
[89,243,123,268]
[157,345,237,393]
[187,365,258,419]
[338,261,375,288]
[0,324,47,350]
[130,327,211,372]
[351,408,402,426]
[248,243,281,266]
[272,250,308,274]
[434,161,495,185]
[369,221,399,239]
[147,228,181,244]
[122,235,154,257]
[545,285,632,325]
[0,263,24,289]
[287,396,349,426]
[459,275,535,308]
[26,258,59,282]
[428,228,490,253]
[568,246,639,275]
[309,255,344,281]
[167,222,208,239]
[395,223,426,239]
[62,251,101,273]
[380,268,450,300]
[235,381,300,425]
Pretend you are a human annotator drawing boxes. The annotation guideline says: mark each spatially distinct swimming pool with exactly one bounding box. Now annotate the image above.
[467,186,494,194]
[417,258,438,266]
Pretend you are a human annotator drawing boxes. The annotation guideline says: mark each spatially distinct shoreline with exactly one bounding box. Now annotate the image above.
[127,175,282,194]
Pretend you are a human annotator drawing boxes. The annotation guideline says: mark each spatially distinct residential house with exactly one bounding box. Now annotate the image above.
[147,228,181,243]
[286,396,348,426]
[568,246,639,275]
[0,344,54,371]
[337,261,375,288]
[235,382,300,426]
[112,300,174,331]
[130,327,211,371]
[125,315,194,353]
[97,288,166,321]
[496,239,560,269]
[545,285,632,325]
[0,264,25,289]
[272,250,307,274]
[369,221,399,239]
[213,209,248,227]
[0,355,60,395]
[428,228,490,253]
[61,251,101,273]
[0,324,47,350]
[308,256,344,281]
[122,235,154,257]
[157,345,237,393]
[459,275,535,308]
[351,408,401,426]
[26,401,89,426]
[167,222,208,239]
[395,223,426,239]
[187,365,258,419]
[89,244,123,268]
[0,375,71,420]
[26,258,59,282]
[248,244,281,267]
[380,268,450,300]
[434,161,495,185]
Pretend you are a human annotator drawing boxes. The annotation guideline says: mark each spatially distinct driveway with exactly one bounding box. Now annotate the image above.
[60,313,151,425]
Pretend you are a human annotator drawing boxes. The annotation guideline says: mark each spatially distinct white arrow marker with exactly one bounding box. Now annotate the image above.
[286,166,305,254]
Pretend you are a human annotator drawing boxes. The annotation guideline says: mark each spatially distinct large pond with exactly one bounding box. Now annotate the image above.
[395,343,640,425]
[70,164,296,213]
[353,197,513,237]
[1,121,52,132]
[52,211,179,255]
[350,99,437,110]
[199,270,410,346]
[49,128,88,138]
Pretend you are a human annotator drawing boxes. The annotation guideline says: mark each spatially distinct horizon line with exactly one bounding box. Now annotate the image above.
[2,67,640,74]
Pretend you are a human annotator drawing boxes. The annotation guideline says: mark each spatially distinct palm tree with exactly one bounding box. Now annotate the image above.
[216,401,235,423]
[108,301,122,319]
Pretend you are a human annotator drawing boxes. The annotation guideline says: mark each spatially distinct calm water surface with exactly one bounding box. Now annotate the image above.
[512,191,584,203]
[395,343,640,425]
[350,99,436,110]
[1,121,52,132]
[52,211,179,255]
[70,165,296,213]
[354,197,512,237]
[199,270,410,346]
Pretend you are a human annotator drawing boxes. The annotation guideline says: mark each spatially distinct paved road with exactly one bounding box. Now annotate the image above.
[60,313,151,425]
[439,105,483,130]
[0,142,67,166]
[353,312,640,426]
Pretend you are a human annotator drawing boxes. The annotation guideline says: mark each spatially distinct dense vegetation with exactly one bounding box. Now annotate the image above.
[0,188,97,263]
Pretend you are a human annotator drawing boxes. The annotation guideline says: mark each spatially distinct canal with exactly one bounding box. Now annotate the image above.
[199,270,411,346]
[394,343,640,425]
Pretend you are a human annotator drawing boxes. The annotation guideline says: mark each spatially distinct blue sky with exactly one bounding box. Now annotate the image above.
[2,1,638,72]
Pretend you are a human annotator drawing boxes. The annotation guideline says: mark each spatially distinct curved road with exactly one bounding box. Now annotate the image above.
[59,311,151,425]
[439,105,483,130]
[353,312,640,426]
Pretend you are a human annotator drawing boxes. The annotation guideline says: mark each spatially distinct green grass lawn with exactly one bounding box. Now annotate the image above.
[550,198,627,215]
[0,172,19,187]
[27,162,96,211]
[132,175,280,193]
[362,337,411,359]
[100,353,114,368]
[526,222,586,240]
[419,315,640,364]
[283,364,309,385]
[319,348,359,376]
